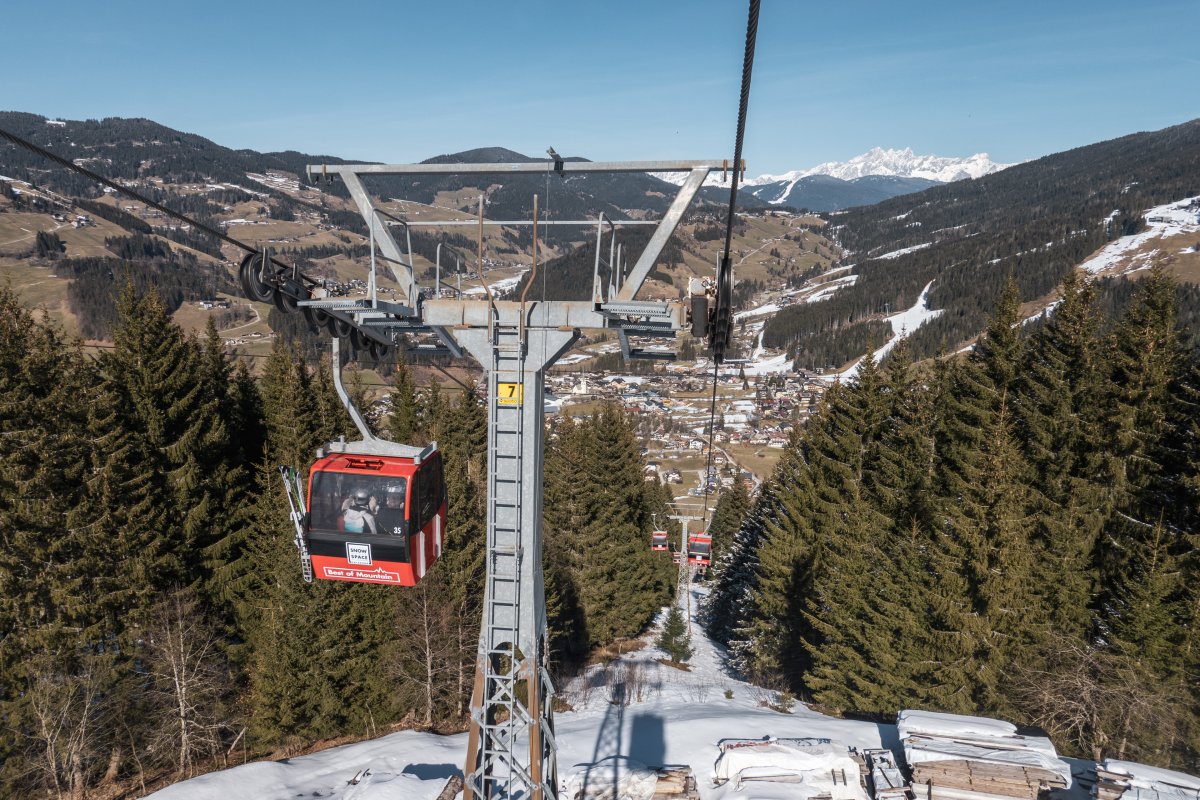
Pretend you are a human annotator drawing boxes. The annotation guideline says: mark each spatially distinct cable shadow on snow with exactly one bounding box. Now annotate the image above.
[581,680,626,797]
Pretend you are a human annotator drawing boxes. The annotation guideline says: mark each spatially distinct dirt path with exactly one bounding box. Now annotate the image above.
[218,305,262,335]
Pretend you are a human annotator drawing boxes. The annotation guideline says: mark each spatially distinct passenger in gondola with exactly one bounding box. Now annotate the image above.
[375,486,407,539]
[341,488,378,534]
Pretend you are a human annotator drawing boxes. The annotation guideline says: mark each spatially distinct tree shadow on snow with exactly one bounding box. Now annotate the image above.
[401,763,460,780]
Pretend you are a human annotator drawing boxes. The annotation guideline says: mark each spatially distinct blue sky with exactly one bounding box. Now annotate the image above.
[4,0,1197,175]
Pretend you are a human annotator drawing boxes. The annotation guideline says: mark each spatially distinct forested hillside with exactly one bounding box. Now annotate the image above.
[0,113,750,230]
[763,118,1200,364]
[708,268,1200,769]
[0,285,672,798]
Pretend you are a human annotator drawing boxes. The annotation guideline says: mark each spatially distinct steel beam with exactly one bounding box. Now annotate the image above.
[421,298,686,330]
[616,167,709,301]
[340,171,415,302]
[309,159,728,178]
[397,219,658,227]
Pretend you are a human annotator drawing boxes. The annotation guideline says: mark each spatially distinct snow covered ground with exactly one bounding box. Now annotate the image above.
[734,303,780,321]
[461,270,530,296]
[827,280,943,382]
[148,586,891,800]
[1080,196,1200,275]
[870,242,932,261]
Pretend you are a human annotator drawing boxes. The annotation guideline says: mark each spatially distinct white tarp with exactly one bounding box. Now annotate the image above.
[562,757,659,800]
[712,737,868,799]
[897,710,1071,787]
[1103,759,1200,800]
[897,710,1018,740]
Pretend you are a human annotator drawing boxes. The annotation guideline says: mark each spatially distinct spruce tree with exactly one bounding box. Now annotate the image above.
[543,416,591,661]
[707,474,751,571]
[106,287,230,586]
[572,405,668,645]
[657,604,693,664]
[242,344,399,744]
[923,285,1035,712]
[1017,271,1107,639]
[388,354,420,444]
[801,356,929,713]
[395,381,487,724]
[72,368,179,626]
[704,477,776,647]
[733,423,822,686]
[0,289,109,795]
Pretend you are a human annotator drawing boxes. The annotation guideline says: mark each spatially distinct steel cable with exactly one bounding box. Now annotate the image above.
[704,0,760,522]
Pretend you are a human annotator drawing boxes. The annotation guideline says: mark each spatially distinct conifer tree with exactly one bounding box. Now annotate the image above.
[1018,271,1107,638]
[242,343,399,743]
[799,340,936,712]
[657,604,693,664]
[543,406,669,653]
[704,477,777,647]
[395,381,487,724]
[73,368,179,626]
[573,405,668,645]
[198,319,258,612]
[972,393,1046,713]
[923,285,1035,712]
[707,474,751,570]
[871,337,938,532]
[543,416,591,661]
[733,423,821,686]
[0,289,108,795]
[106,287,230,585]
[388,354,419,444]
[1100,266,1185,536]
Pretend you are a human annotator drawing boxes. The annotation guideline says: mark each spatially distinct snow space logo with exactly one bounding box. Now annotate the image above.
[346,542,372,565]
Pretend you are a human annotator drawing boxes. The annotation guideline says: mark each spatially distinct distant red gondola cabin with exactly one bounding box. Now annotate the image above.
[651,531,669,551]
[687,533,712,567]
[304,441,446,585]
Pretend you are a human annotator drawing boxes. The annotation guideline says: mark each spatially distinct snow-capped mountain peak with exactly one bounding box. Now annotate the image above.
[746,148,1012,186]
[653,148,1011,191]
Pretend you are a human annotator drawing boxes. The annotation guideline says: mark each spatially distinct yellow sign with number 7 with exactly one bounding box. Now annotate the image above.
[497,382,523,406]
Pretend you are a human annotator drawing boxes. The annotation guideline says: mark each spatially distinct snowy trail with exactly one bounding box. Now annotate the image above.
[148,583,888,800]
[831,280,942,381]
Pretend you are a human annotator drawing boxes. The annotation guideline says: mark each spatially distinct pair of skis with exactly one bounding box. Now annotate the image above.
[279,466,314,583]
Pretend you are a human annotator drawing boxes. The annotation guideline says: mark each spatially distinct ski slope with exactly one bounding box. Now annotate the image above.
[147,587,893,800]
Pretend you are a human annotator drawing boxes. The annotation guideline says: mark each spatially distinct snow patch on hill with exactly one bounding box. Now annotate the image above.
[871,242,932,261]
[1080,196,1200,275]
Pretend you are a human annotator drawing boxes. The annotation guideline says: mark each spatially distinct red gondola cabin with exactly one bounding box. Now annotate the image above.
[304,442,446,585]
[651,530,669,552]
[687,533,712,567]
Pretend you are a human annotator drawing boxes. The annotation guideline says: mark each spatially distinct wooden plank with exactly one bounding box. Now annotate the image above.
[652,765,700,799]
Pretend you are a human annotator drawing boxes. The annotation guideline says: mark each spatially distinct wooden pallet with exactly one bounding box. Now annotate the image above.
[1093,768,1131,800]
[910,758,1067,800]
